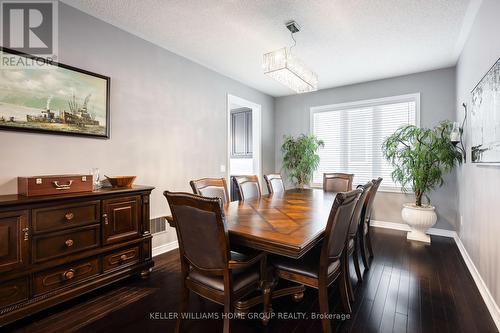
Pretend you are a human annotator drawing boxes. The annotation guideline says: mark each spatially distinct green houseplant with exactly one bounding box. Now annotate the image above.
[281,134,324,188]
[381,120,462,243]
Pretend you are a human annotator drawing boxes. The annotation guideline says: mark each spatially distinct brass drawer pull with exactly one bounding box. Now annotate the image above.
[53,180,73,190]
[103,213,109,225]
[65,212,75,221]
[65,239,74,247]
[120,254,128,261]
[22,227,29,241]
[62,269,76,280]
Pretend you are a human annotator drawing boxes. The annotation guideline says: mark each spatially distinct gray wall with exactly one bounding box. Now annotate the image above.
[455,0,500,311]
[275,68,457,229]
[0,3,275,245]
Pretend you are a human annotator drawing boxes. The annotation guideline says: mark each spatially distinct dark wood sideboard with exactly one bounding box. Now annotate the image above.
[0,185,155,327]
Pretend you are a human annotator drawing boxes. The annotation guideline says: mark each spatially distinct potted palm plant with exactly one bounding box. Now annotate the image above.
[382,121,462,243]
[281,134,324,188]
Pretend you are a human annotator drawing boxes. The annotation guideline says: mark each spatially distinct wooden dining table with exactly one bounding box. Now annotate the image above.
[165,188,338,317]
[166,188,338,258]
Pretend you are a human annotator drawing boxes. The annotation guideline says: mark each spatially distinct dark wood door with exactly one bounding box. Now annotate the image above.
[0,210,29,273]
[102,196,141,245]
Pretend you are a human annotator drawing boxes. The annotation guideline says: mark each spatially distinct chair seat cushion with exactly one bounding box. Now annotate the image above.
[187,251,260,292]
[270,245,341,279]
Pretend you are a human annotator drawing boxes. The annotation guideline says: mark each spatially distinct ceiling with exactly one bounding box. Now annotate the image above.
[62,0,477,97]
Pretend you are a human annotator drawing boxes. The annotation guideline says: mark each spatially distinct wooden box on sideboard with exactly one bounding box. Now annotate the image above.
[18,175,93,197]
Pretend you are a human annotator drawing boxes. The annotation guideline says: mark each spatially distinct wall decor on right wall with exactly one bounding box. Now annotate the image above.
[471,57,500,163]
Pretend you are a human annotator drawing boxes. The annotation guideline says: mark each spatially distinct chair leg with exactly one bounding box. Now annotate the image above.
[262,283,272,326]
[259,254,272,326]
[345,253,355,303]
[359,232,370,270]
[175,284,190,333]
[339,260,352,314]
[223,298,231,333]
[366,222,374,258]
[353,236,363,282]
[318,282,332,333]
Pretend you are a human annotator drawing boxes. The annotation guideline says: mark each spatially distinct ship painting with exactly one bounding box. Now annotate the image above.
[26,94,100,127]
[0,48,110,138]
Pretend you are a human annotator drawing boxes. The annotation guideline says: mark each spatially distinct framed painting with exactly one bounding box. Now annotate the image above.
[470,57,500,163]
[0,47,110,138]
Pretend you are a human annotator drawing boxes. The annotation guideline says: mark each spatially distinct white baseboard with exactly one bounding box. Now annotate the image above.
[453,234,500,331]
[370,219,500,331]
[370,219,456,238]
[370,220,411,232]
[152,240,178,257]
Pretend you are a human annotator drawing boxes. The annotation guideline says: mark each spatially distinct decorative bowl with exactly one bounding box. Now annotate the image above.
[104,176,136,188]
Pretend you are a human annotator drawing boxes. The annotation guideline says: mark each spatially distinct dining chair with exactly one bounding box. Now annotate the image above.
[164,191,269,333]
[270,189,362,333]
[263,174,285,194]
[359,177,383,270]
[233,175,261,200]
[190,177,230,205]
[345,181,373,302]
[323,173,354,192]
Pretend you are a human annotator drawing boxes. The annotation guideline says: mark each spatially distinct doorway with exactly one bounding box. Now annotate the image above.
[226,94,262,200]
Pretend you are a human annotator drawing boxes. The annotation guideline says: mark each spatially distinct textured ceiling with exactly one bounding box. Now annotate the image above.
[62,0,476,97]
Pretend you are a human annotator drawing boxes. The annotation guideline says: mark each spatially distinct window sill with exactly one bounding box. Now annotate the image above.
[309,184,412,195]
[230,155,253,159]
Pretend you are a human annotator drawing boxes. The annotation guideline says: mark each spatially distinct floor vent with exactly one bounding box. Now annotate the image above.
[150,217,167,234]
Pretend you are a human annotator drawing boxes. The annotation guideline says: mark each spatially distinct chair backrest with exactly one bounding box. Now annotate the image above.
[190,177,229,205]
[164,191,229,272]
[323,173,354,192]
[347,181,373,238]
[362,177,383,223]
[233,175,261,200]
[264,174,285,194]
[322,189,362,261]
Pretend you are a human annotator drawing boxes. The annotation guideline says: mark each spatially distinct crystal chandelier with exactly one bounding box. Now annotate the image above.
[263,21,318,94]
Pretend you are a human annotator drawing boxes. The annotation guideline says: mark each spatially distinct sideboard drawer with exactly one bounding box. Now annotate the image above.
[33,258,99,295]
[103,246,140,272]
[32,201,100,233]
[32,225,100,263]
[0,277,28,309]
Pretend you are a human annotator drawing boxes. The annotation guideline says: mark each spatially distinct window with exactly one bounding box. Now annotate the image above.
[311,93,419,191]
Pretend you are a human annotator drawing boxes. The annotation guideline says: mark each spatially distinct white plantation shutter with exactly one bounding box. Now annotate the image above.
[311,94,419,190]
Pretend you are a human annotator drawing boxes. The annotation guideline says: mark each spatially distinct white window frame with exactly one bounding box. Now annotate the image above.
[309,93,421,193]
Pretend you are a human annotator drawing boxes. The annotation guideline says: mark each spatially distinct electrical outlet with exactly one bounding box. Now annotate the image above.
[460,215,463,227]
[220,164,226,173]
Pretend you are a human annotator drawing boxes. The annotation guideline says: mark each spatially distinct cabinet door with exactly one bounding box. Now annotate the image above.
[232,111,247,156]
[245,111,253,155]
[231,109,253,158]
[102,196,141,245]
[0,210,29,273]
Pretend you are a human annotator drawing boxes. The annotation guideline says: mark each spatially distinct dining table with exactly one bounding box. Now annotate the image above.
[165,188,339,317]
[223,188,338,258]
[166,188,338,258]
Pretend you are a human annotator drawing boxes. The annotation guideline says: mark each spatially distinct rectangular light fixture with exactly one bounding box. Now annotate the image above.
[263,47,318,94]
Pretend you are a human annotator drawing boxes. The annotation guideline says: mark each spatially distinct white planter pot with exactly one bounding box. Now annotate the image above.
[401,203,437,244]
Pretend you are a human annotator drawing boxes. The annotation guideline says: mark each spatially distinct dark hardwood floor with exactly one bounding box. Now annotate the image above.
[5,228,497,333]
